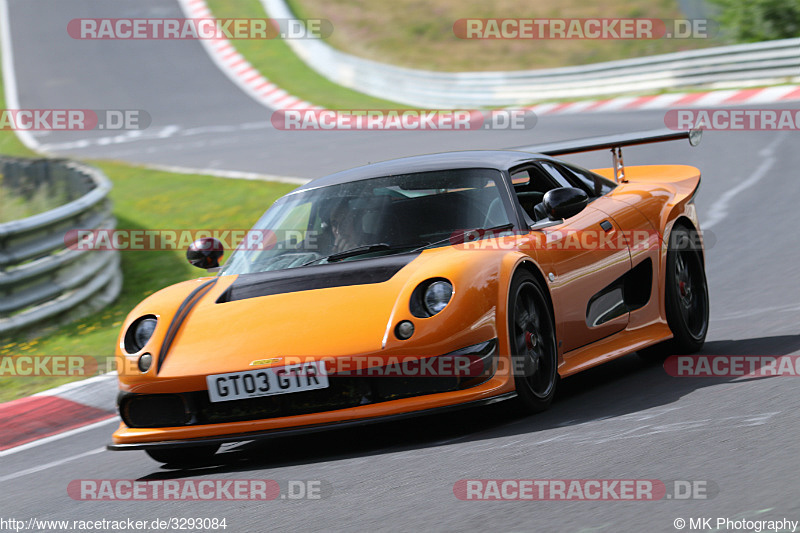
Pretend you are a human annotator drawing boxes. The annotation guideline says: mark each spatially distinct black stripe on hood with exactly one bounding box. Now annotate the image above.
[217,253,419,303]
[157,278,218,373]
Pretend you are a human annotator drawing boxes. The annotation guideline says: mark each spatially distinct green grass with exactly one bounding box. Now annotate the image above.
[287,0,724,72]
[0,128,33,157]
[205,0,405,109]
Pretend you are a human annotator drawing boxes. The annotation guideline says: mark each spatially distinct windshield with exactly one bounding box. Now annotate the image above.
[222,168,512,275]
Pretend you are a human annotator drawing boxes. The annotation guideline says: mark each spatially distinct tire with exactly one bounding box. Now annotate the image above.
[145,444,219,466]
[639,225,709,360]
[508,271,559,413]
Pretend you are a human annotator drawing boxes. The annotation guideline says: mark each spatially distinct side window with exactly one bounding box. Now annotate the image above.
[554,162,617,197]
[511,164,565,193]
[510,169,531,186]
[510,164,564,223]
[538,162,573,189]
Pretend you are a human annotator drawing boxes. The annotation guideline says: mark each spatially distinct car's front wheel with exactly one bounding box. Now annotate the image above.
[508,271,559,413]
[145,444,219,466]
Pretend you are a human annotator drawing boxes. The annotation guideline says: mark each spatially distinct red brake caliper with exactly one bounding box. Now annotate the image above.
[525,331,537,350]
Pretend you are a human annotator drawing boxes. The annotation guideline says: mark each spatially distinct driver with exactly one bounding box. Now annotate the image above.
[322,200,361,253]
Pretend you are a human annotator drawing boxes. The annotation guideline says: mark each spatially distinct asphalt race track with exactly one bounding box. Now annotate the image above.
[2,0,800,531]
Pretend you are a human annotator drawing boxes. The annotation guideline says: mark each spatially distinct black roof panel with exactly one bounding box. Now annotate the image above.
[293,150,554,193]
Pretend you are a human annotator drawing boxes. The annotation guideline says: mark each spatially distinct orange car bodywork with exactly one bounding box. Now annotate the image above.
[111,163,702,446]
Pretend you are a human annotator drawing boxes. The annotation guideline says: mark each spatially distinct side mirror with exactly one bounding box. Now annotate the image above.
[187,238,224,270]
[542,187,589,220]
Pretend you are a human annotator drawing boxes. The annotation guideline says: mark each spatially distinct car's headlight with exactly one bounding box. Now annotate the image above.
[124,316,158,353]
[423,280,453,316]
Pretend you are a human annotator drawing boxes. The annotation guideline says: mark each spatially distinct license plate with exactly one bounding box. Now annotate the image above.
[206,362,329,403]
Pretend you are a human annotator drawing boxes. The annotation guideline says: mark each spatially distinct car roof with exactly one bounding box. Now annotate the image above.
[292,150,556,192]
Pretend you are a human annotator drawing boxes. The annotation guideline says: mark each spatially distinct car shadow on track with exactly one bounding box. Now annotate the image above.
[136,334,800,479]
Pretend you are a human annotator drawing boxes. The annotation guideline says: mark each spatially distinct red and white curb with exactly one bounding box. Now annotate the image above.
[181,0,800,116]
[0,373,118,453]
[527,85,800,115]
[177,0,320,111]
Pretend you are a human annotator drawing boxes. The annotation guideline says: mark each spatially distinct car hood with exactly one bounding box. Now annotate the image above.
[156,254,421,377]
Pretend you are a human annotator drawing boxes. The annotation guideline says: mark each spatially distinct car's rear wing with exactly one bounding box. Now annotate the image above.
[512,127,702,183]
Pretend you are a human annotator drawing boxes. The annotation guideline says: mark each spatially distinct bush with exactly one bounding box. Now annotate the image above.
[710,0,800,41]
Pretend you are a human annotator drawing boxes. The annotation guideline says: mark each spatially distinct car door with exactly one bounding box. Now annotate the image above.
[535,204,633,353]
[552,160,663,332]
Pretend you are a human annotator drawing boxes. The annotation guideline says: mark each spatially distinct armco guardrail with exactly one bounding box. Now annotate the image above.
[263,0,800,108]
[0,157,121,335]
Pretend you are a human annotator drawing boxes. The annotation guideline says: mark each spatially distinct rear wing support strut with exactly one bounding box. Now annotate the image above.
[611,146,625,183]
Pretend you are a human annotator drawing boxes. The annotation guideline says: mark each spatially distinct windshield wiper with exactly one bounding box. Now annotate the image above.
[409,223,515,253]
[327,243,395,262]
[301,224,516,267]
[301,243,406,266]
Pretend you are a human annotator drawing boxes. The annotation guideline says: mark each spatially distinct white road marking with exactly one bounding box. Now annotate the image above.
[714,303,800,321]
[703,132,788,229]
[0,0,38,150]
[461,410,779,451]
[0,417,118,458]
[141,163,309,184]
[0,447,105,483]
[534,412,780,446]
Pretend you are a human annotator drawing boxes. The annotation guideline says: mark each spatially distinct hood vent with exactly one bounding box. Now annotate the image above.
[217,253,419,303]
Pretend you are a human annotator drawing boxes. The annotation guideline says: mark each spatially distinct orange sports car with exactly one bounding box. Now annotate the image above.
[108,128,708,464]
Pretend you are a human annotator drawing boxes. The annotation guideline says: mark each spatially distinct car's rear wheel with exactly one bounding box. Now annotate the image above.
[145,444,219,466]
[508,271,558,413]
[640,225,709,360]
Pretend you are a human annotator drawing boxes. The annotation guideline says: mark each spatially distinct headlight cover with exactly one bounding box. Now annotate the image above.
[124,316,158,354]
[423,280,453,316]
